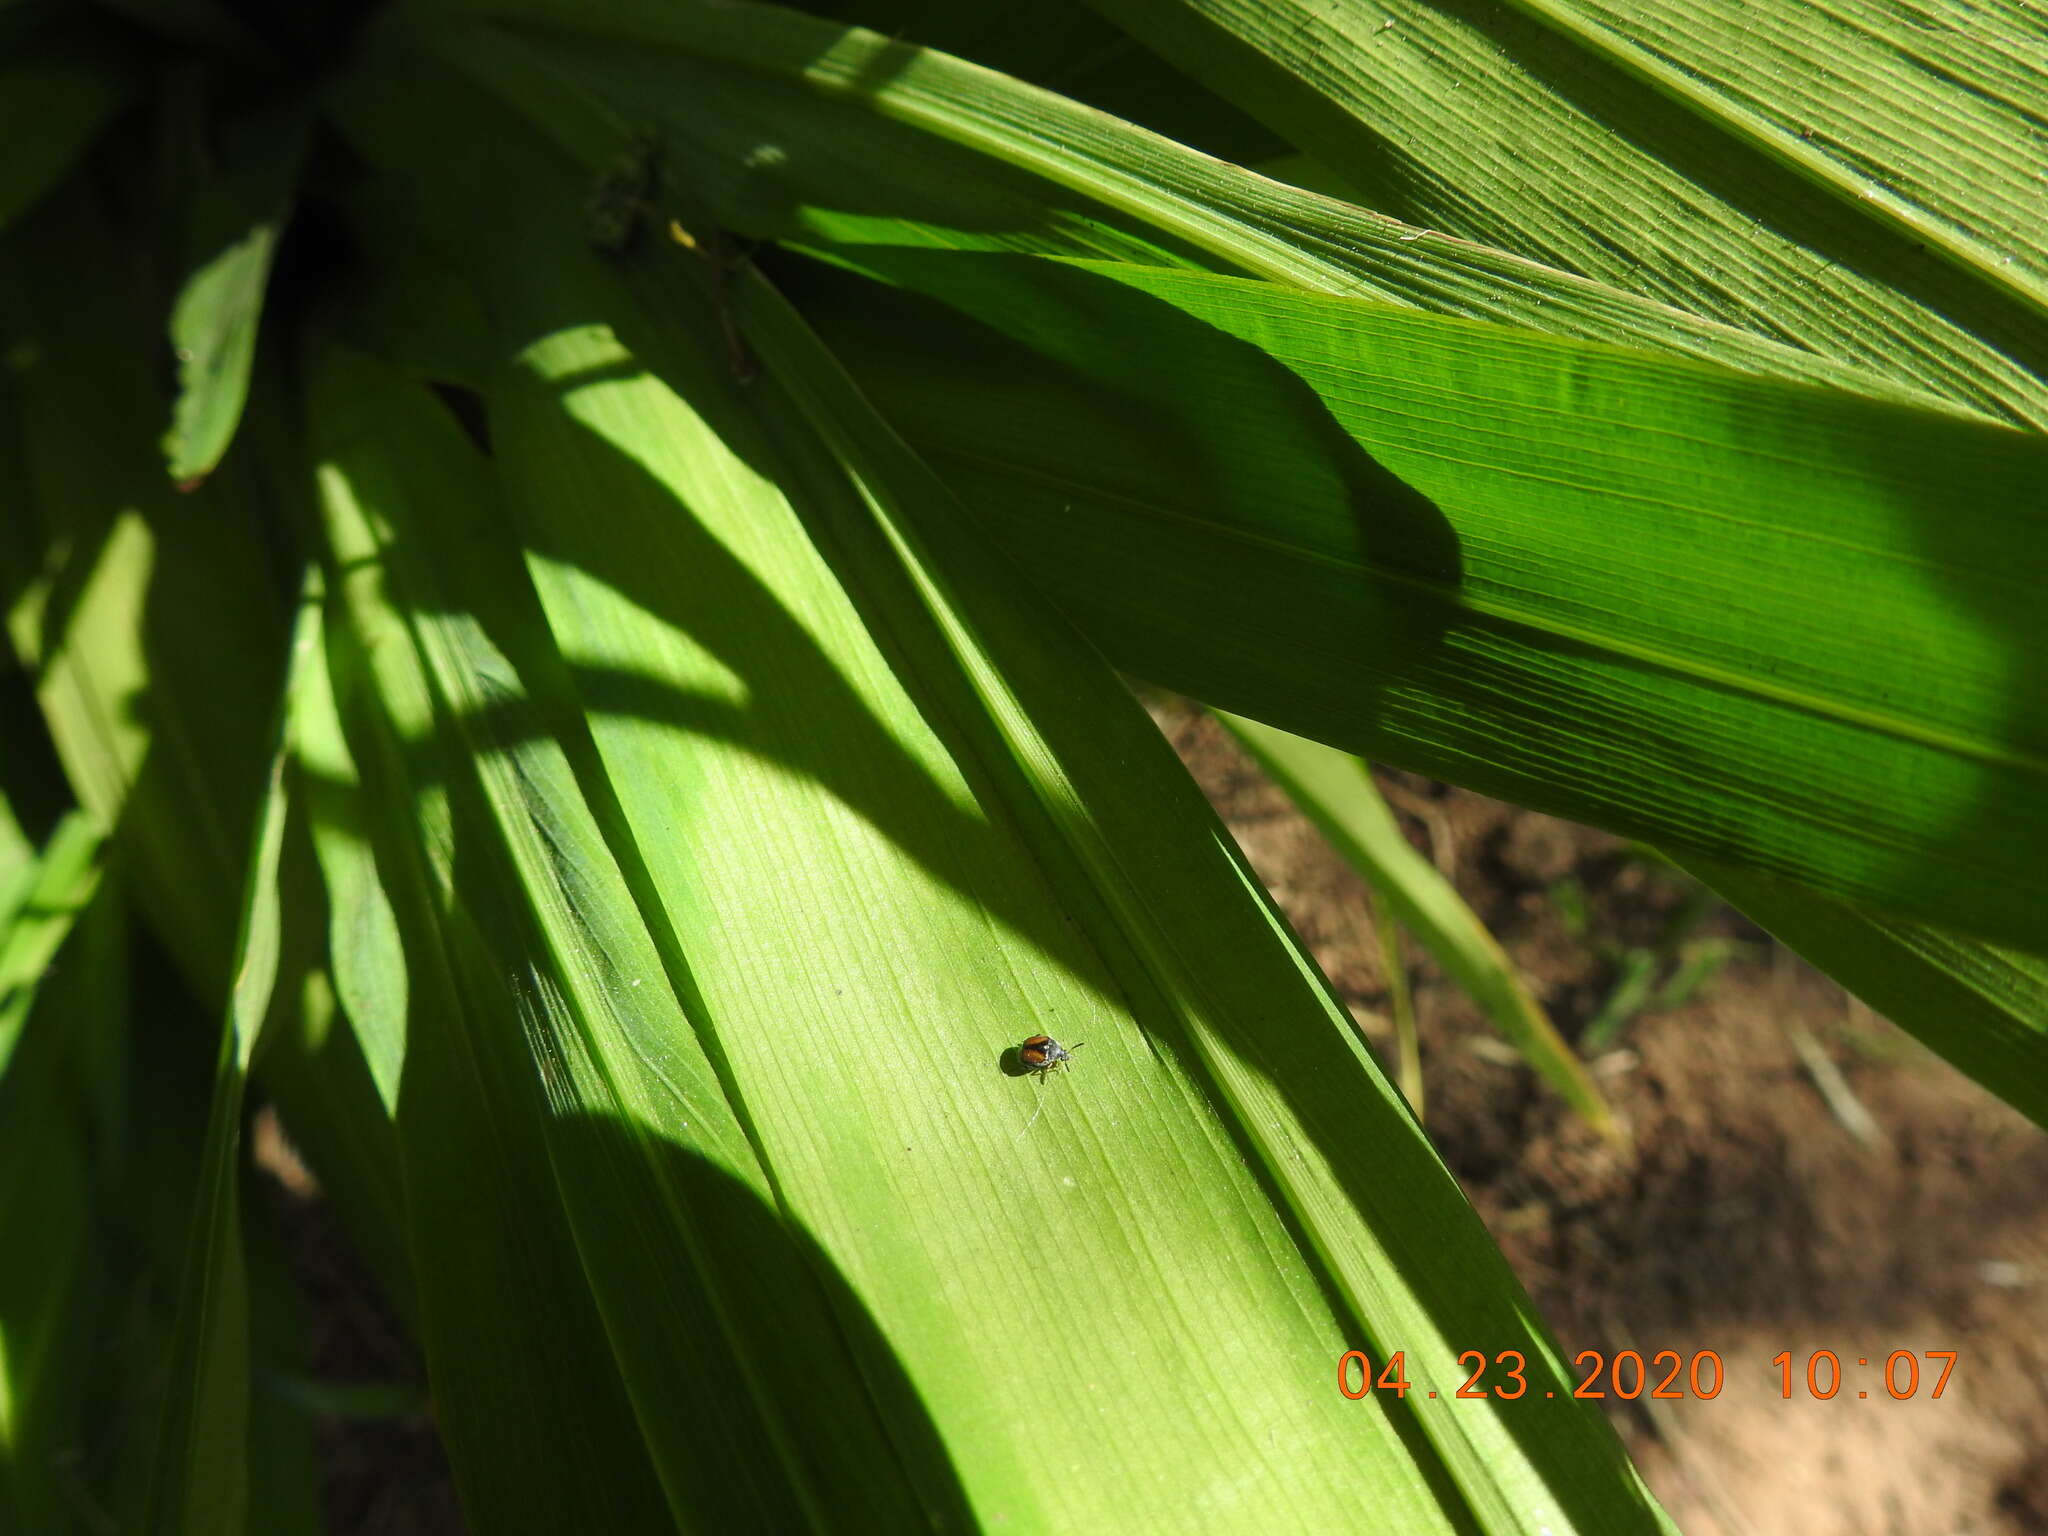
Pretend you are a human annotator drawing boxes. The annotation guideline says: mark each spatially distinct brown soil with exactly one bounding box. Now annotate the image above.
[254,1116,463,1536]
[272,696,2048,1535]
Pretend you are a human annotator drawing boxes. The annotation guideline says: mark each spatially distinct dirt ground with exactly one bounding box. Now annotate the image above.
[275,696,2048,1535]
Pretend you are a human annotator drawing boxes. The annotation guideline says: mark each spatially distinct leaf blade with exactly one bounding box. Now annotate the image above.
[142,579,314,1536]
[1074,0,2048,424]
[791,248,2048,954]
[162,107,309,485]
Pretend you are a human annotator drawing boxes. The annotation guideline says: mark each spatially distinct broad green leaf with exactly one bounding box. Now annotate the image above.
[1219,713,1617,1142]
[1518,0,2045,318]
[1074,0,2048,425]
[244,890,417,1328]
[161,106,308,485]
[413,10,1210,269]
[417,2,2048,1107]
[0,814,28,934]
[141,580,312,1536]
[784,248,2048,956]
[237,381,420,1326]
[784,0,1294,167]
[0,183,291,997]
[289,594,407,1118]
[0,849,225,1534]
[325,54,1675,1532]
[0,785,30,901]
[411,0,1943,407]
[0,809,100,1077]
[789,236,2048,1087]
[1682,854,2048,1130]
[309,346,764,1533]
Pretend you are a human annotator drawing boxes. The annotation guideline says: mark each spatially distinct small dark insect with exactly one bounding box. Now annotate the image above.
[584,131,660,254]
[1013,1034,1086,1138]
[1018,1034,1085,1080]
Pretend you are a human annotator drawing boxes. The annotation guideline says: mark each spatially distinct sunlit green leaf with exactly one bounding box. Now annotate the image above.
[414,0,1936,402]
[161,106,308,485]
[310,342,757,1532]
[0,810,100,1078]
[786,248,2048,956]
[1075,0,2048,425]
[316,57,1678,1530]
[4,0,2042,1527]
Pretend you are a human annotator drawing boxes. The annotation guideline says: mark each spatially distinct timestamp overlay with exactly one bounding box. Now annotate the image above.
[1336,1347,1960,1403]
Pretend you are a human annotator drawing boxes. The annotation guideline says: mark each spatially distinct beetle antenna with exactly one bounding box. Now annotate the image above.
[1014,1091,1049,1141]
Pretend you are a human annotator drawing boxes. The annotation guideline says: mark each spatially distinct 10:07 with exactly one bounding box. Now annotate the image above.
[1771,1350,1957,1399]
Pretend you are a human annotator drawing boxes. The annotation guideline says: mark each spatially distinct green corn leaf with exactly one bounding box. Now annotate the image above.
[1218,712,1618,1143]
[161,104,308,486]
[0,816,227,1532]
[1513,0,2044,318]
[245,844,417,1329]
[785,242,2048,1093]
[9,1,2038,1528]
[0,809,101,1078]
[0,183,291,998]
[415,0,2048,1116]
[783,248,2048,957]
[315,52,1677,1531]
[141,580,314,1536]
[309,345,754,1532]
[1074,0,2048,425]
[404,0,1943,407]
[289,595,407,1120]
[237,366,419,1321]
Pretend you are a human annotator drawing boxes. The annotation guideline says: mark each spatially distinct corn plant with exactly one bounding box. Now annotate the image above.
[2,0,2043,1530]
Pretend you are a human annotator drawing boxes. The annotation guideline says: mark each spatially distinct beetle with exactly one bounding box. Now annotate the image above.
[1017,1034,1085,1080]
[1013,1035,1086,1138]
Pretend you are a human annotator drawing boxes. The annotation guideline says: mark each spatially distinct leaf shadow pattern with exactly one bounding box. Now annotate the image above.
[1418,0,2048,425]
[554,1113,982,1535]
[0,179,294,998]
[374,16,2048,943]
[1052,0,2048,427]
[316,554,973,1529]
[332,55,1665,1529]
[778,241,2048,954]
[448,22,1226,273]
[322,44,1155,996]
[768,242,1463,601]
